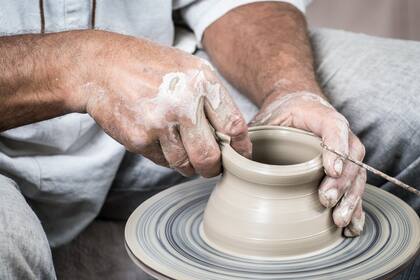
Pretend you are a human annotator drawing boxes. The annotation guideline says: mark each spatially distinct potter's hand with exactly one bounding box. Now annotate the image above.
[73,31,251,177]
[250,91,366,237]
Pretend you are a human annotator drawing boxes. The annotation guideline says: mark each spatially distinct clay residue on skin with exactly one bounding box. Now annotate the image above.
[344,211,365,237]
[300,93,334,109]
[319,186,339,208]
[195,70,221,110]
[251,91,334,126]
[141,70,222,127]
[191,85,367,244]
[251,91,350,177]
[198,57,216,71]
[322,121,349,176]
[81,82,107,102]
[334,159,344,175]
[206,83,221,109]
[333,197,360,227]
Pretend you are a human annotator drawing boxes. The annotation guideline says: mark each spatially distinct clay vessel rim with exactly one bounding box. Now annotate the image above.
[218,126,323,178]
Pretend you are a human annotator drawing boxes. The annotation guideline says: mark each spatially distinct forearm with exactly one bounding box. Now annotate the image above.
[203,2,323,106]
[0,32,88,131]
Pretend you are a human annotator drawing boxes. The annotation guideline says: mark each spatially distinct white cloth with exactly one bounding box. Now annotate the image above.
[0,0,309,246]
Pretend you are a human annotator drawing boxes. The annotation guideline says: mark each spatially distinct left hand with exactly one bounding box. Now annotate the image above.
[250,91,366,237]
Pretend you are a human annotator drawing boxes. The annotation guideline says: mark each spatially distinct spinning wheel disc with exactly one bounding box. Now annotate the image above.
[125,178,420,280]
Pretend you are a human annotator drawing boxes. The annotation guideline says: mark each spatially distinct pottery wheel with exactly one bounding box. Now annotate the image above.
[125,177,420,280]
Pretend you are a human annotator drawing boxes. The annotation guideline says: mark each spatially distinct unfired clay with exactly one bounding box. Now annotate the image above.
[202,126,342,258]
[124,126,420,280]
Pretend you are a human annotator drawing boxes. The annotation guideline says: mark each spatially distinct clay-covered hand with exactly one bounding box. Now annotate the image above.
[250,91,366,237]
[68,31,251,177]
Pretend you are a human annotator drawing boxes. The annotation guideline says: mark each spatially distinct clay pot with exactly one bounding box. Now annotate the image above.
[201,126,342,259]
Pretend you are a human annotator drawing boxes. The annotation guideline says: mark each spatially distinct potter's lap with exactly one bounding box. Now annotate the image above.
[0,175,43,237]
[0,174,55,279]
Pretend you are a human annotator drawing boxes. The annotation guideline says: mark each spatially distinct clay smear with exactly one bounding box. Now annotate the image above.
[148,70,221,127]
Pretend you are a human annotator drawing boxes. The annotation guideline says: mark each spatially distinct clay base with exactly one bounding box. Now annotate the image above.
[199,223,344,261]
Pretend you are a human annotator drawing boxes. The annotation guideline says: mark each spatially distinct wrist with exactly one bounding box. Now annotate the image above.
[260,78,326,108]
[252,48,325,107]
[29,31,89,113]
[43,30,110,114]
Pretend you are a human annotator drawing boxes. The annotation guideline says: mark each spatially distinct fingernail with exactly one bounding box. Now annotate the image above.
[324,188,339,208]
[333,205,351,227]
[353,212,365,232]
[344,228,355,237]
[334,159,343,176]
[343,228,354,237]
[344,212,365,237]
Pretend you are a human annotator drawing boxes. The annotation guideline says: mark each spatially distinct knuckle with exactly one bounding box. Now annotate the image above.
[192,147,221,169]
[150,155,169,167]
[170,155,190,169]
[358,169,367,183]
[352,136,366,160]
[129,139,151,153]
[226,115,248,139]
[196,57,214,70]
[143,149,167,166]
[358,143,366,160]
[336,122,350,137]
[326,112,349,132]
[127,132,154,152]
[333,112,350,127]
[340,180,352,192]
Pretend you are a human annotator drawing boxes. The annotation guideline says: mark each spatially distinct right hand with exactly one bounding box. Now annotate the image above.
[250,91,366,237]
[62,30,251,177]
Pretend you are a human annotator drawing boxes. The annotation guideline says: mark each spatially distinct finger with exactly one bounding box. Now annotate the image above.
[250,108,293,127]
[160,125,195,177]
[318,133,366,208]
[344,200,365,237]
[124,129,169,167]
[253,104,350,177]
[203,82,252,159]
[179,97,221,178]
[249,109,274,127]
[139,141,169,167]
[333,168,367,227]
[319,176,350,209]
[321,113,350,178]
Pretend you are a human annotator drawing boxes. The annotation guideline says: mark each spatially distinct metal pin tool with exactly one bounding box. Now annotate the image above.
[321,142,420,196]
